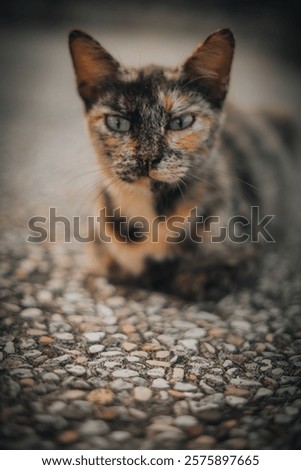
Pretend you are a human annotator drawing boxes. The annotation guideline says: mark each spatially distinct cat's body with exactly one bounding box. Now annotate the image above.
[69,29,294,298]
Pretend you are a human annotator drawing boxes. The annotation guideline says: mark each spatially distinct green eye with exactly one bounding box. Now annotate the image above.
[168,114,194,131]
[106,115,131,132]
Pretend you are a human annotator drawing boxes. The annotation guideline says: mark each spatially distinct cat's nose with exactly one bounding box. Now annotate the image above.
[151,156,162,167]
[137,156,161,176]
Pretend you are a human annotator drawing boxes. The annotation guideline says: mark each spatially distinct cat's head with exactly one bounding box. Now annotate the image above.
[69,29,234,185]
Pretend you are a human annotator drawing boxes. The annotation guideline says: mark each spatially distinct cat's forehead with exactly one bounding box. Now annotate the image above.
[122,64,180,83]
[119,65,182,102]
[93,65,210,115]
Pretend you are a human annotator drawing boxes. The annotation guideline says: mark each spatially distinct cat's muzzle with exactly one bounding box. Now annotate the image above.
[137,157,162,178]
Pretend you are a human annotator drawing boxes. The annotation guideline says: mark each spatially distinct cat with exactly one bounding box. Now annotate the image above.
[68,28,294,299]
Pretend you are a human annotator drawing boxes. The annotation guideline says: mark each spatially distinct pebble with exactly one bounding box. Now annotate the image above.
[203,373,225,386]
[57,430,80,444]
[173,320,196,329]
[83,332,105,343]
[35,414,67,429]
[290,355,301,367]
[157,335,175,346]
[66,365,86,376]
[199,381,215,395]
[188,435,216,450]
[5,378,21,397]
[4,342,15,354]
[146,360,171,368]
[230,320,252,333]
[79,420,109,437]
[112,369,139,378]
[253,388,274,400]
[60,390,87,400]
[174,415,198,427]
[48,401,67,413]
[43,372,60,383]
[225,386,250,398]
[203,342,216,354]
[122,342,137,352]
[121,324,136,334]
[104,361,120,369]
[172,368,184,382]
[147,423,177,435]
[19,378,35,387]
[88,344,105,354]
[230,378,260,388]
[20,308,43,319]
[110,430,132,442]
[54,333,74,341]
[147,367,165,378]
[10,368,33,378]
[127,356,140,363]
[225,396,248,407]
[36,290,53,304]
[276,386,299,397]
[111,379,134,391]
[184,328,206,338]
[151,378,169,389]
[142,343,161,352]
[54,354,72,365]
[174,382,197,392]
[153,429,184,443]
[133,386,152,401]
[178,339,198,352]
[208,327,226,338]
[39,336,54,344]
[86,389,114,405]
[274,414,294,424]
[101,350,123,357]
[190,402,223,420]
[19,338,36,349]
[27,328,46,336]
[271,367,284,377]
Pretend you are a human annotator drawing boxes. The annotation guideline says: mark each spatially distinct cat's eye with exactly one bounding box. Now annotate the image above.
[168,114,194,131]
[106,115,131,132]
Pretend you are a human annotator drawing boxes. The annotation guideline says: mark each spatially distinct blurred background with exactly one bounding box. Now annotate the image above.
[0,0,300,227]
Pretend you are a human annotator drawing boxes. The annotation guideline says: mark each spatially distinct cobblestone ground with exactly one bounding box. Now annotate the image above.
[0,5,301,450]
[0,229,301,449]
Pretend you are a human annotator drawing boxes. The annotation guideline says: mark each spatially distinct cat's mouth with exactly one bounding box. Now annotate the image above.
[115,159,187,185]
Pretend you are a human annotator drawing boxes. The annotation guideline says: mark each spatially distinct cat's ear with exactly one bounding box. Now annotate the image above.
[69,30,120,108]
[182,29,235,106]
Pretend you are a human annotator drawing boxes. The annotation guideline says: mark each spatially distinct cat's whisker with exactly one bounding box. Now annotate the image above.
[63,168,102,186]
[202,167,261,193]
[69,182,100,216]
[174,179,186,201]
[70,173,121,217]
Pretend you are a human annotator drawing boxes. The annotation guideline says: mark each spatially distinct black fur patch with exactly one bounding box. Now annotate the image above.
[151,180,190,215]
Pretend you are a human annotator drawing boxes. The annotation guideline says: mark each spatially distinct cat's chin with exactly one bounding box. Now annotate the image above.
[148,171,181,185]
[120,173,180,186]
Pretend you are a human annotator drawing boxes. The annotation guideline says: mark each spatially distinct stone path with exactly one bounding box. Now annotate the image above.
[1,231,301,449]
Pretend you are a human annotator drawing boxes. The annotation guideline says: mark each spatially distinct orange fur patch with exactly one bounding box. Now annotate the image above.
[164,96,174,112]
[176,132,199,152]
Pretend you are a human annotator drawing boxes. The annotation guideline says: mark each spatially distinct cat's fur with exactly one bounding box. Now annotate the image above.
[69,29,294,298]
